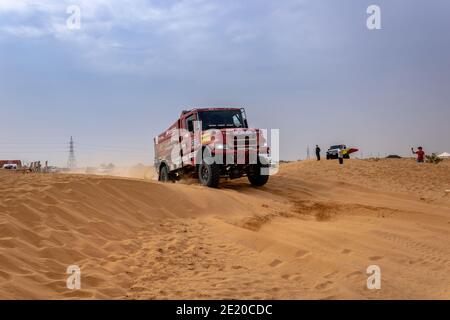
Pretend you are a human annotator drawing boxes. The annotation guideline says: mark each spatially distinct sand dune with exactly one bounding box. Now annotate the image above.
[0,159,449,299]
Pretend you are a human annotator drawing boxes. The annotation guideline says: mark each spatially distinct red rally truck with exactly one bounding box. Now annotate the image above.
[154,107,270,188]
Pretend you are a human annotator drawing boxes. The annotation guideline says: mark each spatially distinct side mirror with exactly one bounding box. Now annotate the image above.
[188,121,194,132]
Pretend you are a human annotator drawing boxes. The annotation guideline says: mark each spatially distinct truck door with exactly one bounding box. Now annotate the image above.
[181,112,198,166]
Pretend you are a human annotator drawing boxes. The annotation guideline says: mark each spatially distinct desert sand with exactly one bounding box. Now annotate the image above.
[0,158,449,299]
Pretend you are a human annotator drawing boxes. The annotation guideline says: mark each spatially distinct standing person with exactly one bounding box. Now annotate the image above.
[338,147,344,165]
[412,146,425,163]
[315,145,321,161]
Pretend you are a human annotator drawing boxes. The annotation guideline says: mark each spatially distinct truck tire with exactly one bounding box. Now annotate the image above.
[198,162,220,188]
[247,165,269,187]
[159,165,171,183]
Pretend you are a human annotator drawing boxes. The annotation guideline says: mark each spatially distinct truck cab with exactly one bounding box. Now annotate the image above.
[154,108,270,188]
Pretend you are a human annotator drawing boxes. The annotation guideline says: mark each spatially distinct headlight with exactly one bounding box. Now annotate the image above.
[215,144,228,150]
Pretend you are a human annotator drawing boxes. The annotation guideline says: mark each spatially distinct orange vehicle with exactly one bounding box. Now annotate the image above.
[154,108,270,188]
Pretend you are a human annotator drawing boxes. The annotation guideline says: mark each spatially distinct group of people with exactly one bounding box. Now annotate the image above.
[28,161,48,173]
[313,145,426,163]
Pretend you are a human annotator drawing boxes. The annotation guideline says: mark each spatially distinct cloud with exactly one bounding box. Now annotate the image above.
[0,0,220,35]
[0,25,47,37]
[0,0,320,75]
[0,0,29,13]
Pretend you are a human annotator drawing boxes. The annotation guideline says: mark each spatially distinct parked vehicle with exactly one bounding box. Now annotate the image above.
[2,164,17,170]
[326,145,350,160]
[46,166,61,173]
[0,160,21,168]
[154,108,270,188]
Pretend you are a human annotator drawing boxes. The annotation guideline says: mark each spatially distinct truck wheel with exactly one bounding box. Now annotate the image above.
[159,165,171,183]
[198,162,220,188]
[247,165,269,187]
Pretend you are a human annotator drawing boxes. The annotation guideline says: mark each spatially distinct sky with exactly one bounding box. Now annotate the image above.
[0,0,449,167]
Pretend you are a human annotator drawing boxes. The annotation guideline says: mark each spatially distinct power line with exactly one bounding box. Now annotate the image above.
[0,143,148,151]
[76,143,148,151]
[0,142,67,145]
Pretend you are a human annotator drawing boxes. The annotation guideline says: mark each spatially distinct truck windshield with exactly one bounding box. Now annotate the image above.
[198,110,246,130]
